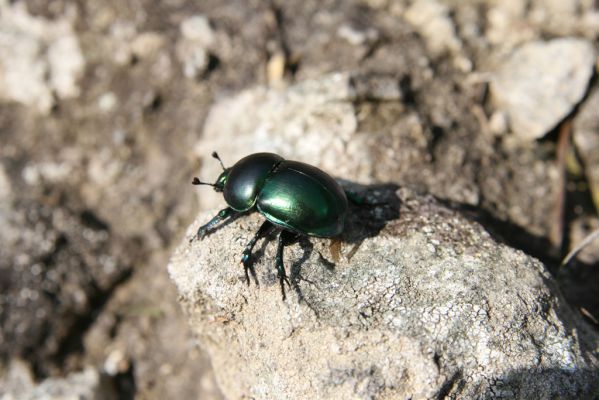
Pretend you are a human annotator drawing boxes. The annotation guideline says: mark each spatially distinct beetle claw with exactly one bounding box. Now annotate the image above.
[277,272,291,287]
[241,254,253,286]
[278,275,290,301]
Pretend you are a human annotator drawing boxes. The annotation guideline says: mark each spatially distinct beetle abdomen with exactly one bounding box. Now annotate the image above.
[256,161,348,237]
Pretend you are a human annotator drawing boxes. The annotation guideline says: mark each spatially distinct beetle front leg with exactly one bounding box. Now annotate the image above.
[192,207,236,242]
[241,220,275,285]
[275,230,298,300]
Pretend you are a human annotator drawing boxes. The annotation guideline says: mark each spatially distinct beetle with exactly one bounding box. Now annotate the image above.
[191,152,348,299]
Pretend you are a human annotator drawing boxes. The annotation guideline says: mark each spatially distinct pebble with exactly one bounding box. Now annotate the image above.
[337,24,379,46]
[177,15,216,79]
[0,2,84,113]
[491,38,595,141]
[180,15,215,48]
[404,0,461,54]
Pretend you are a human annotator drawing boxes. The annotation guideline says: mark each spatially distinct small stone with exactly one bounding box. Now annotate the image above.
[404,0,461,54]
[489,111,508,135]
[485,2,535,49]
[180,15,215,48]
[266,52,286,85]
[0,361,112,399]
[130,32,165,59]
[337,24,379,46]
[104,349,129,376]
[0,1,85,113]
[177,15,216,79]
[491,38,595,141]
[98,92,118,112]
[181,45,209,79]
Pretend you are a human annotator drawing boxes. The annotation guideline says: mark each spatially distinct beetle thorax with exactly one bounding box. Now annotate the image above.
[222,153,284,211]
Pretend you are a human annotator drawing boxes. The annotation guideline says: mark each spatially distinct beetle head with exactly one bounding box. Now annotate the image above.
[191,151,229,192]
[213,169,230,192]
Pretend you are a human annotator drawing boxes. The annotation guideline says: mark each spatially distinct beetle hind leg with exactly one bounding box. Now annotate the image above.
[275,230,298,300]
[241,220,275,285]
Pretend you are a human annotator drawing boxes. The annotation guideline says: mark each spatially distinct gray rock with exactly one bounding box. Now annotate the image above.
[491,38,595,141]
[177,15,216,79]
[0,360,113,400]
[337,24,379,46]
[168,187,599,399]
[0,1,85,113]
[404,0,462,55]
[0,197,138,376]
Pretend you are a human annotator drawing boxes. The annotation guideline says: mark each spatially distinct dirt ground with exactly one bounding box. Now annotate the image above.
[0,0,598,398]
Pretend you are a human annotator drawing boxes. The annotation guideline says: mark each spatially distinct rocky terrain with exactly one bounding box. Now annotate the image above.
[1,0,598,399]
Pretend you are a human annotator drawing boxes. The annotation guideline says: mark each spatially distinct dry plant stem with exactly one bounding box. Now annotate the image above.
[561,228,599,267]
[550,119,572,248]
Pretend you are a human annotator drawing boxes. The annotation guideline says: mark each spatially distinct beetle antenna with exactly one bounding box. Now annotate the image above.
[192,177,215,187]
[212,151,226,170]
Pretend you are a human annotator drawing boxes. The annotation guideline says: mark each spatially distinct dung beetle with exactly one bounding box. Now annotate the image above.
[191,152,348,299]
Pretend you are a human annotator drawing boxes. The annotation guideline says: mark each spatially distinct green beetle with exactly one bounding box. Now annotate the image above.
[192,152,348,298]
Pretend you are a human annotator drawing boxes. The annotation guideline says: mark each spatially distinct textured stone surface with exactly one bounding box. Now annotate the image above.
[0,360,112,400]
[0,1,84,113]
[491,38,595,141]
[169,188,599,399]
[404,0,461,55]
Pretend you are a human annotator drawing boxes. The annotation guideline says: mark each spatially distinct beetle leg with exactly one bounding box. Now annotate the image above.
[275,230,297,300]
[344,188,366,205]
[192,207,236,242]
[241,220,275,285]
[345,188,386,206]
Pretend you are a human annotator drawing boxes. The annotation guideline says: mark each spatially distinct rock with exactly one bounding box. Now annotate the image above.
[130,32,165,59]
[337,24,379,46]
[573,85,599,213]
[0,197,139,376]
[266,52,286,86]
[485,2,536,50]
[0,360,113,400]
[528,0,599,38]
[180,15,215,47]
[168,187,599,399]
[0,1,85,113]
[404,0,462,55]
[177,15,216,79]
[491,38,595,141]
[484,1,599,51]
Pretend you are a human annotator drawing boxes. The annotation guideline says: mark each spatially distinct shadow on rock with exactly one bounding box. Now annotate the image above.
[338,180,401,249]
[475,366,599,400]
[247,181,401,303]
[438,197,599,331]
[287,181,401,303]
